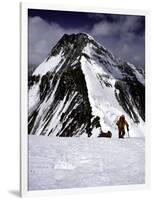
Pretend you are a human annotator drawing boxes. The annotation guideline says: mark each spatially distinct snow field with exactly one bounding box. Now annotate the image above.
[28,135,145,190]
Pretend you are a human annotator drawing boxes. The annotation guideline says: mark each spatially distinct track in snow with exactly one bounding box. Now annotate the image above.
[28,135,145,190]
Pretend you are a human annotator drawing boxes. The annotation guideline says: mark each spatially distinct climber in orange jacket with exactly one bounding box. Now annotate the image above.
[116,115,129,138]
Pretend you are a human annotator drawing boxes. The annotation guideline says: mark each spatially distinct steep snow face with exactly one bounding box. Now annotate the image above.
[81,56,123,137]
[28,83,40,114]
[28,33,145,137]
[80,43,144,137]
[33,50,64,76]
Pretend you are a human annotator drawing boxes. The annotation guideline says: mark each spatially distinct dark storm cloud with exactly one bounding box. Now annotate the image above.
[28,9,145,68]
[90,14,145,66]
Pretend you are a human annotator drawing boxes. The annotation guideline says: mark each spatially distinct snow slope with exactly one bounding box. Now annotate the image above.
[28,135,145,190]
[80,45,145,137]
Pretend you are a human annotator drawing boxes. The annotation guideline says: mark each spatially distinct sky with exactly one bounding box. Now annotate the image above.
[28,9,145,68]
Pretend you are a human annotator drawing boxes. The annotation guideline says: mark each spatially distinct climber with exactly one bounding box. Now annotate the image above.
[116,115,129,138]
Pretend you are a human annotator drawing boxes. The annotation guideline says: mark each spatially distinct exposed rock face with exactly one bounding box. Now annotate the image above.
[115,80,145,123]
[28,33,145,137]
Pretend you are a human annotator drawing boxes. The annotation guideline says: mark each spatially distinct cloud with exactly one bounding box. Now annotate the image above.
[28,16,64,66]
[28,14,145,68]
[91,21,118,37]
[91,15,144,38]
[28,16,86,66]
[89,15,145,66]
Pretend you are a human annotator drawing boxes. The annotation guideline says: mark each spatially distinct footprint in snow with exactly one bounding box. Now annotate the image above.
[54,161,76,170]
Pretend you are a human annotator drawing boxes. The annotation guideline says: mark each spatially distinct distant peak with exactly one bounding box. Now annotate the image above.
[47,32,96,59]
[62,32,93,39]
[59,32,95,45]
[78,32,95,40]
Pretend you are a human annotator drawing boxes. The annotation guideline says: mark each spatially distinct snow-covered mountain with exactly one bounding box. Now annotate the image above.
[28,33,145,137]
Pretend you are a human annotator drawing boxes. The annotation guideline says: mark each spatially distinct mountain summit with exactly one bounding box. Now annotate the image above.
[28,33,145,137]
